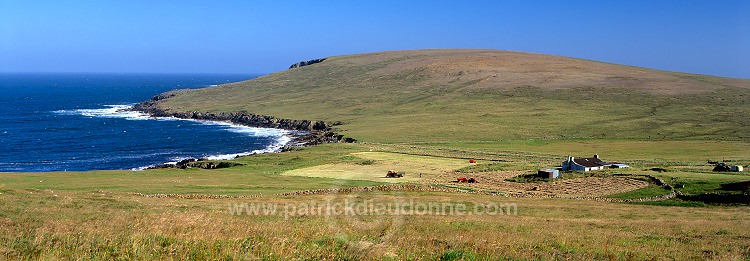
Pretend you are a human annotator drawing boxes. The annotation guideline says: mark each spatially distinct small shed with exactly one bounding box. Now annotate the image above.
[538,168,560,179]
[611,163,630,169]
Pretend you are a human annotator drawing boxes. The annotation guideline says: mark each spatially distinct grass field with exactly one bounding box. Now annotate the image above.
[282,152,470,183]
[4,50,750,259]
[3,189,750,260]
[3,143,750,259]
[431,140,750,164]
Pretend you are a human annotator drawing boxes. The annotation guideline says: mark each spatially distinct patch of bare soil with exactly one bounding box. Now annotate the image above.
[424,171,649,198]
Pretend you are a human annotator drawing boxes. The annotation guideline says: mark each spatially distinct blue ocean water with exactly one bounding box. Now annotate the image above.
[0,73,289,172]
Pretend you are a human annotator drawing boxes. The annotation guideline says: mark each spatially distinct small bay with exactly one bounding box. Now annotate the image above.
[0,73,285,172]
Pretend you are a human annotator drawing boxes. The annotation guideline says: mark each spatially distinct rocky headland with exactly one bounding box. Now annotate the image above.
[131,91,355,152]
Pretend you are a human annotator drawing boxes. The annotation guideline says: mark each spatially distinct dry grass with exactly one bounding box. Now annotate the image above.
[2,189,750,260]
[424,170,650,198]
[336,49,749,94]
[2,142,750,259]
[279,150,653,199]
[281,152,470,183]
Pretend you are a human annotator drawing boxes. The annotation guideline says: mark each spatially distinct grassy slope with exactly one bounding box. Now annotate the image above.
[4,49,750,259]
[154,49,750,143]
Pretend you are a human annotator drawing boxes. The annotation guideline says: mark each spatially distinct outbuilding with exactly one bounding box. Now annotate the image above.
[538,168,560,179]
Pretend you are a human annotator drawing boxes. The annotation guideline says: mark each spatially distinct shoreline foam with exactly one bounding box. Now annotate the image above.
[132,94,354,146]
[57,104,296,171]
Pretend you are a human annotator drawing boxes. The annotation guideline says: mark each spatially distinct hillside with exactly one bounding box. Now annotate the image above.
[8,49,750,260]
[146,49,750,143]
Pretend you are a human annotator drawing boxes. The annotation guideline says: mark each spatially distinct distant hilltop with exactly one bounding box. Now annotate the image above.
[138,49,750,143]
[282,49,747,95]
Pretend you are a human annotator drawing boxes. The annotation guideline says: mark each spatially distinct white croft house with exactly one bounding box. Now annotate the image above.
[562,154,629,172]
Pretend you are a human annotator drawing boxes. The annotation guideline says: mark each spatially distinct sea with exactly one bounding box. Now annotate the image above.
[0,73,291,172]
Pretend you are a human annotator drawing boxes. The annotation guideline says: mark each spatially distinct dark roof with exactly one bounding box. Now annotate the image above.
[573,157,605,168]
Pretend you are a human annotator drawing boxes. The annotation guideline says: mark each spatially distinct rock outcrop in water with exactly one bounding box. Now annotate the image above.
[132,94,355,149]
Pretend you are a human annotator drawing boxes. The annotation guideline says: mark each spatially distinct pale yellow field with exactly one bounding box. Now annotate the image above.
[281,152,472,182]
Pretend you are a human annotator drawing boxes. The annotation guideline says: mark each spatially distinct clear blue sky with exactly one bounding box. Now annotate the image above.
[1,0,748,78]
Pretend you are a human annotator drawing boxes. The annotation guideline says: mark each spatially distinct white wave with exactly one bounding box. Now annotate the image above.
[131,133,292,170]
[53,104,151,120]
[54,104,289,139]
[130,158,184,171]
[203,134,292,160]
[53,104,294,171]
[196,120,289,138]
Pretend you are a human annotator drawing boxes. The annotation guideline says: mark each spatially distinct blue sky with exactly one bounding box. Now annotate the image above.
[1,0,748,78]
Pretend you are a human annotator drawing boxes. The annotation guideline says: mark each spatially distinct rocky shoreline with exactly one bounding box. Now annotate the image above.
[129,92,355,168]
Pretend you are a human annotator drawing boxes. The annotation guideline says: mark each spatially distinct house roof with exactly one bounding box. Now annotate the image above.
[573,157,605,167]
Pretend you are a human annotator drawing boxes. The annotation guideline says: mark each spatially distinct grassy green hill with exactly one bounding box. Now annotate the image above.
[152,49,750,143]
[5,49,750,260]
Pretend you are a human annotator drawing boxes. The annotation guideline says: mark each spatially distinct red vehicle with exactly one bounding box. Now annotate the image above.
[457,177,477,183]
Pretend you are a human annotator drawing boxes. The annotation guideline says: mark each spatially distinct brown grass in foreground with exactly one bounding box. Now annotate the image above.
[2,188,749,260]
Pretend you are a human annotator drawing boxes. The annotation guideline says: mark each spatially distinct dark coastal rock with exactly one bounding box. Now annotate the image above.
[313,121,327,130]
[288,58,327,69]
[130,96,356,151]
[148,158,244,170]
